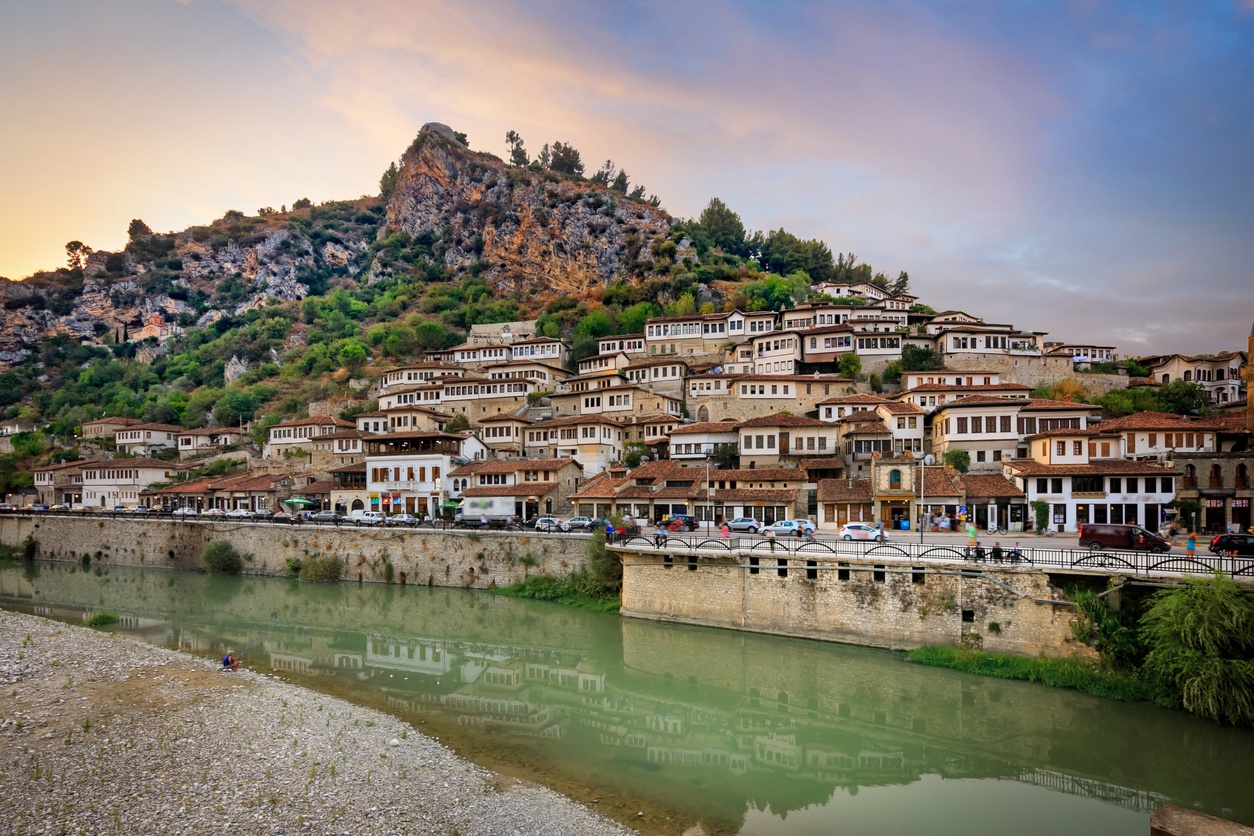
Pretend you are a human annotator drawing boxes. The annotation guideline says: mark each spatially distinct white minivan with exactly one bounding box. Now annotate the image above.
[349,510,385,526]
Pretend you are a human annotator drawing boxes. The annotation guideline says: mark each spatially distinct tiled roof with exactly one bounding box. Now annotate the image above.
[665,421,742,436]
[739,413,827,428]
[478,414,533,423]
[528,414,624,429]
[936,396,1029,409]
[330,462,367,474]
[923,468,964,497]
[82,417,144,427]
[710,468,805,482]
[271,416,355,429]
[899,383,1032,393]
[817,478,873,502]
[1099,411,1228,432]
[300,479,334,495]
[1022,399,1099,410]
[446,460,493,478]
[877,401,925,414]
[459,484,557,498]
[569,471,629,499]
[1005,459,1178,476]
[712,488,798,502]
[455,458,578,475]
[958,474,1025,499]
[117,423,184,433]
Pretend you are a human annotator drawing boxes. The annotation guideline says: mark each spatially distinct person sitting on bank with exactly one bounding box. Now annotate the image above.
[222,650,240,671]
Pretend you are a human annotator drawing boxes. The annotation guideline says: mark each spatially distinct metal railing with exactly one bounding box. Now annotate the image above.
[606,534,1254,579]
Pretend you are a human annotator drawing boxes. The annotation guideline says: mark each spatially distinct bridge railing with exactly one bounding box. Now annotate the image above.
[608,534,1254,579]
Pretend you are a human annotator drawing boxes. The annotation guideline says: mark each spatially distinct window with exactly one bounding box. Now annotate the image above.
[889,469,901,489]
[1056,441,1066,456]
[1074,441,1083,456]
[958,417,969,434]
[1109,477,1121,493]
[1051,478,1063,493]
[1036,478,1048,493]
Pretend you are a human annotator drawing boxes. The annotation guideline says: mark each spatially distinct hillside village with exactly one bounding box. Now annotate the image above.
[17,275,1252,538]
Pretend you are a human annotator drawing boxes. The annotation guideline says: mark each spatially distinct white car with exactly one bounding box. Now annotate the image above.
[172,507,199,517]
[224,508,254,518]
[840,522,889,541]
[727,517,762,533]
[566,516,592,530]
[534,516,570,533]
[763,519,817,537]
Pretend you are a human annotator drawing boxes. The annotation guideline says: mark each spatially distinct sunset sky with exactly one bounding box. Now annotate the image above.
[1,0,1251,355]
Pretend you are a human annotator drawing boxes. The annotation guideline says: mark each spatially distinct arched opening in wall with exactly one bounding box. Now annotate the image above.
[697,405,709,422]
[1210,464,1224,488]
[1162,374,1170,384]
[1236,463,1249,489]
[352,499,364,511]
[889,469,902,490]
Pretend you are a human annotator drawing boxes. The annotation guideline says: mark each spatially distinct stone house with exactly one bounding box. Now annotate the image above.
[523,415,624,476]
[114,423,182,456]
[737,413,837,468]
[175,427,246,459]
[265,416,355,460]
[449,458,583,520]
[33,459,98,505]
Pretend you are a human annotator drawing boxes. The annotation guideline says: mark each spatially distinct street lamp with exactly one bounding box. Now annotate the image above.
[705,453,713,536]
[917,454,935,545]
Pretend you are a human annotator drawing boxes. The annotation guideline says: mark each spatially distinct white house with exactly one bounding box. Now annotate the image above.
[81,458,183,508]
[265,416,355,459]
[115,423,182,456]
[362,432,485,517]
[663,421,741,460]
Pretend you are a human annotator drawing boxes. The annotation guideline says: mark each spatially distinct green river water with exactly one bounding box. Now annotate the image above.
[2,560,1251,835]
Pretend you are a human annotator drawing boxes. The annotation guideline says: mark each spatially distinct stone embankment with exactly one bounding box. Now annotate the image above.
[0,608,635,836]
[0,515,589,588]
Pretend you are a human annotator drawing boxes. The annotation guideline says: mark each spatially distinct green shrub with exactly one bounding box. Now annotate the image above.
[201,540,243,574]
[299,556,342,583]
[84,611,119,628]
[285,557,303,577]
[1140,574,1254,726]
[905,646,1153,702]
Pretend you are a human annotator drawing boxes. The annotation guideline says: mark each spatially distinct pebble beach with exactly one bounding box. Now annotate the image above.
[0,609,637,835]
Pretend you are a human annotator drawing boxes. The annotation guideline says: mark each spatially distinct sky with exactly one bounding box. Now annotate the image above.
[1,0,1251,357]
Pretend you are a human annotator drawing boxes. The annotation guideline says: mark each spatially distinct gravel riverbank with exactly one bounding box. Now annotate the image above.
[0,609,637,835]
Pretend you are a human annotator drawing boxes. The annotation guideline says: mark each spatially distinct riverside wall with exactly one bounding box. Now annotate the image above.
[616,548,1084,656]
[0,516,588,589]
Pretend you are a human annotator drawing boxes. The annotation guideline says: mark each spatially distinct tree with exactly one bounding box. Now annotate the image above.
[65,241,92,271]
[591,159,615,186]
[890,271,911,297]
[697,198,746,255]
[127,219,153,241]
[379,162,401,199]
[900,344,939,371]
[1030,499,1050,532]
[1156,380,1210,416]
[338,342,368,375]
[712,443,739,470]
[453,131,468,146]
[201,540,243,574]
[611,169,629,194]
[621,442,648,468]
[444,414,470,432]
[548,141,584,176]
[836,353,861,380]
[505,130,529,167]
[1140,574,1254,725]
[944,450,971,473]
[292,197,313,210]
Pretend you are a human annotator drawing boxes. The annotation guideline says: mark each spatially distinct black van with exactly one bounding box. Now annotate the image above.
[1077,523,1171,553]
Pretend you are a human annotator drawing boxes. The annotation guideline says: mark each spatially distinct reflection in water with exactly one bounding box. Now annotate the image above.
[2,562,1251,835]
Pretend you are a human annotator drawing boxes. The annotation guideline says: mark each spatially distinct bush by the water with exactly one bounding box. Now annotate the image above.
[201,541,243,574]
[299,555,342,582]
[84,611,119,628]
[905,646,1154,702]
[494,574,621,612]
[1140,574,1254,726]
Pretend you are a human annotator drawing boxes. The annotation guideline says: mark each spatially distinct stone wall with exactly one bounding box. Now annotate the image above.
[0,516,589,589]
[617,548,1081,656]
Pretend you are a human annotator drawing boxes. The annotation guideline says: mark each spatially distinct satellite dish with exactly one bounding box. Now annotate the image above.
[923,454,936,466]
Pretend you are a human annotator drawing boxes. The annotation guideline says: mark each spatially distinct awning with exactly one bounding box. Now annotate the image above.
[283,497,315,506]
[441,502,461,509]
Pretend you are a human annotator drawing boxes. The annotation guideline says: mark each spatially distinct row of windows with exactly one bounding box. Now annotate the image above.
[370,466,441,483]
[946,415,1014,435]
[1033,476,1173,494]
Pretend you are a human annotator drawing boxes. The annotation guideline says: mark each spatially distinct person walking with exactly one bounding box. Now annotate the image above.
[1186,531,1196,558]
[720,521,730,539]
[765,526,776,553]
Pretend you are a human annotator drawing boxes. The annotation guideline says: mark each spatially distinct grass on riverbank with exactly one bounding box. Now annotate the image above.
[905,646,1157,702]
[492,575,620,613]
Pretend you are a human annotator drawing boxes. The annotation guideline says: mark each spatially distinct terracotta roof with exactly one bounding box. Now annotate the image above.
[1024,428,1097,440]
[739,413,827,428]
[624,357,691,370]
[455,458,578,475]
[1005,460,1178,476]
[1022,399,1099,411]
[958,474,1025,499]
[877,401,925,414]
[570,471,629,499]
[710,468,806,482]
[1099,411,1228,432]
[86,457,184,470]
[299,479,334,495]
[923,468,964,498]
[528,414,624,429]
[331,462,367,474]
[843,419,890,435]
[177,427,243,437]
[117,423,184,433]
[34,458,104,474]
[801,457,847,471]
[816,394,888,406]
[446,460,493,478]
[899,383,1032,393]
[817,479,873,502]
[665,421,742,436]
[712,488,798,502]
[82,417,144,427]
[936,396,1029,409]
[271,416,355,429]
[478,414,533,424]
[319,429,370,440]
[459,484,557,498]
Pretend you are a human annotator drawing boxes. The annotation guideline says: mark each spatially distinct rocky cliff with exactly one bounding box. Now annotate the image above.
[379,123,673,296]
[0,122,676,365]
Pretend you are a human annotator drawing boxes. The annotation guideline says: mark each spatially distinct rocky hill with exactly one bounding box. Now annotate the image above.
[0,122,676,365]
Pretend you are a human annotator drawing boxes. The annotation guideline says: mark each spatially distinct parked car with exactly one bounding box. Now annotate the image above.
[129,505,149,514]
[566,516,593,530]
[764,519,817,537]
[661,514,698,532]
[349,510,385,526]
[1077,523,1170,553]
[534,516,570,533]
[171,507,199,517]
[385,513,418,527]
[1208,533,1254,557]
[50,503,70,512]
[202,508,227,517]
[270,511,299,524]
[727,517,762,533]
[110,505,129,513]
[29,504,50,512]
[71,504,92,512]
[310,510,345,524]
[0,503,17,512]
[224,508,255,519]
[840,522,888,541]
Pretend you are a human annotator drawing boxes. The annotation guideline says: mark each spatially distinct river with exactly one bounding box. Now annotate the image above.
[1,560,1250,835]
